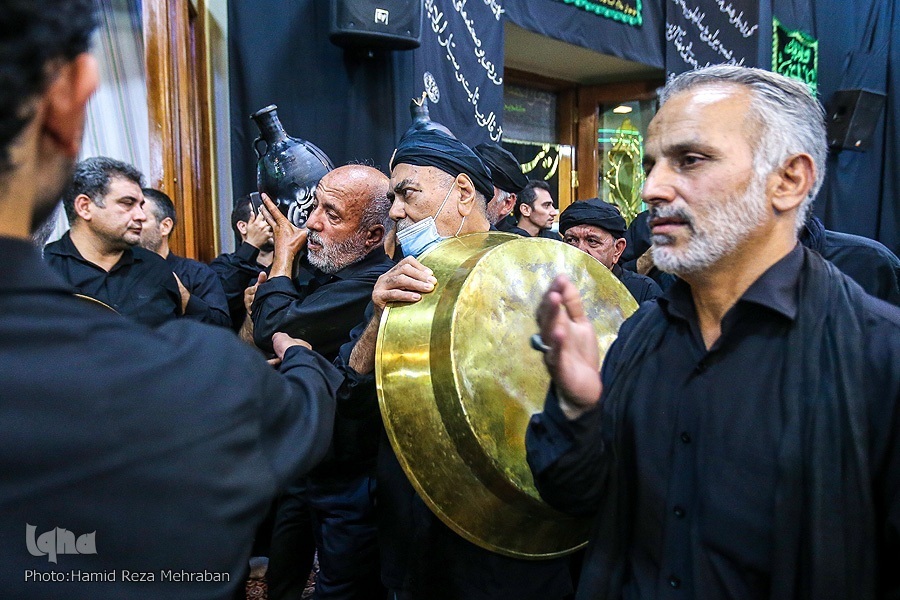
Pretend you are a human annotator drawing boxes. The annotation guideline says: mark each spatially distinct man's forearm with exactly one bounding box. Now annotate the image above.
[269,250,296,279]
[348,314,380,374]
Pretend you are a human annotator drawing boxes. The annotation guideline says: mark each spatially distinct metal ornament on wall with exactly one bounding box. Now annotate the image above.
[406,93,455,138]
[251,105,335,228]
[601,121,645,224]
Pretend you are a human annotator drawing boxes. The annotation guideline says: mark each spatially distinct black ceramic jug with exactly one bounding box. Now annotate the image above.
[251,105,334,227]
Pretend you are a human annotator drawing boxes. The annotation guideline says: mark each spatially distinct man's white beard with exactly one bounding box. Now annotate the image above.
[650,173,770,276]
[307,230,368,274]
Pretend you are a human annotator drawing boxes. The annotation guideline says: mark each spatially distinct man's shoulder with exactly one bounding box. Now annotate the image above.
[172,254,217,278]
[822,230,899,264]
[338,247,394,282]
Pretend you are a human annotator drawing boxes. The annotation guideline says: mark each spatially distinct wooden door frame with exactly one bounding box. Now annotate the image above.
[575,79,662,201]
[144,0,218,261]
[503,68,578,210]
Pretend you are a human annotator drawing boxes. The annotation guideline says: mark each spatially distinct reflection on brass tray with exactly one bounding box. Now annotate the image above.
[73,294,118,314]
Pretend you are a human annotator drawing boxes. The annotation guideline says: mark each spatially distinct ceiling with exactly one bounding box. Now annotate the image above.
[504,22,662,85]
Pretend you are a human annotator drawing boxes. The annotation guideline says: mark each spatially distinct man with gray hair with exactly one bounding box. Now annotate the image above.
[527,65,900,599]
[44,156,183,326]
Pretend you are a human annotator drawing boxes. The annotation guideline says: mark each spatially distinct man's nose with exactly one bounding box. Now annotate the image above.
[388,200,405,222]
[306,207,324,231]
[641,164,676,206]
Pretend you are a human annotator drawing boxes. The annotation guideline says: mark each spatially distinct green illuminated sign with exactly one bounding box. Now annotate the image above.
[773,17,818,94]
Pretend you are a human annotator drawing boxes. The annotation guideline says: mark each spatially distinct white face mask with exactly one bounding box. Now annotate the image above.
[397,181,460,258]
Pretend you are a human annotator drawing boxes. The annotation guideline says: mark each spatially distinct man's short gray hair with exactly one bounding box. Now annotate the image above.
[660,66,827,230]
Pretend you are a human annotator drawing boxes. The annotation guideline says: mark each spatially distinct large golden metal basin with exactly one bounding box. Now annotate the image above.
[375,232,637,559]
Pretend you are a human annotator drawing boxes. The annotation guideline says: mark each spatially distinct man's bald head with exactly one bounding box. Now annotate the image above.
[318,164,391,232]
[306,164,391,274]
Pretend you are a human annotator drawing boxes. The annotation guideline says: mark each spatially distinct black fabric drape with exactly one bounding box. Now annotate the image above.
[228,0,416,201]
[774,0,898,254]
[505,0,665,69]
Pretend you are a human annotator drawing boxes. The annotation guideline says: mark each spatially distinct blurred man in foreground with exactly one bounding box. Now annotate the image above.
[0,2,341,597]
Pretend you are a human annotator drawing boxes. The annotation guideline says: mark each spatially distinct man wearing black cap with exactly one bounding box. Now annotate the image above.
[336,128,573,599]
[559,198,662,303]
[473,141,528,227]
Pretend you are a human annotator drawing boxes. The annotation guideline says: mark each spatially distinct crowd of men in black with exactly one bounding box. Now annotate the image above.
[2,2,900,600]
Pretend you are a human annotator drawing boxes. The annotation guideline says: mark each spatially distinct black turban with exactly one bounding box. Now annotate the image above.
[558,198,627,238]
[391,129,494,201]
[473,142,528,194]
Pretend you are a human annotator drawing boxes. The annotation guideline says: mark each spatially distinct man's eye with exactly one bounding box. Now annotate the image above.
[680,155,704,168]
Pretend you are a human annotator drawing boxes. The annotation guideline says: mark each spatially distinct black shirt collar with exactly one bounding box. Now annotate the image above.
[0,236,74,294]
[45,231,139,270]
[659,243,803,323]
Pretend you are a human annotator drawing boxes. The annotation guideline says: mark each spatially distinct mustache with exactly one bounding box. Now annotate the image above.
[395,217,414,233]
[649,204,694,227]
[308,230,322,247]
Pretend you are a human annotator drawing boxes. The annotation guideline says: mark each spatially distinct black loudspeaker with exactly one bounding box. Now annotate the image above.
[825,89,886,152]
[329,0,423,50]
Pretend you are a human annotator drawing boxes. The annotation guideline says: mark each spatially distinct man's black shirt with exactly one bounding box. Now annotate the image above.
[527,244,900,599]
[166,252,230,327]
[506,224,563,241]
[252,247,393,361]
[44,231,181,327]
[612,263,662,304]
[252,246,394,475]
[801,215,900,305]
[209,241,267,331]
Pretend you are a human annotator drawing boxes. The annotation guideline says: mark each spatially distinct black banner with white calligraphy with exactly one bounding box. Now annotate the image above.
[414,0,505,145]
[665,0,760,75]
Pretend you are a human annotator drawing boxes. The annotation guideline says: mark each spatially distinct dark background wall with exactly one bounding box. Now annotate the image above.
[229,0,899,253]
[228,0,416,201]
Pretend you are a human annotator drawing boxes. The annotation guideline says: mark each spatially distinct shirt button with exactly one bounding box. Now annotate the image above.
[673,506,685,519]
[669,575,681,589]
[680,432,691,444]
[694,361,707,374]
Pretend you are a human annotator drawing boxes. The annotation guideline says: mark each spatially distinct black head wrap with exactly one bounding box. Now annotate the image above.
[391,129,494,201]
[558,198,627,238]
[473,142,528,194]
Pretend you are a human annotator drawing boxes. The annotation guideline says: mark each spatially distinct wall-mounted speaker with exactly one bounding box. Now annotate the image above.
[329,0,423,50]
[825,89,886,152]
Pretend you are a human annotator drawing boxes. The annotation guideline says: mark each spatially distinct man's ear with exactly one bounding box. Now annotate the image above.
[455,174,476,217]
[520,202,533,218]
[365,223,385,249]
[770,153,815,214]
[160,217,174,238]
[612,237,627,265]
[73,194,95,221]
[42,53,100,158]
[501,192,516,216]
[236,221,249,237]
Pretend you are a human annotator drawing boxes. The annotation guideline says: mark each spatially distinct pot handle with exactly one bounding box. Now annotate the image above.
[253,136,267,159]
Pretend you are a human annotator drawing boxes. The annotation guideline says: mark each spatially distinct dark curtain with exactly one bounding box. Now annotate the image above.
[228,0,898,253]
[664,0,762,74]
[505,0,666,69]
[769,0,898,253]
[413,0,506,146]
[228,0,416,203]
